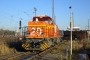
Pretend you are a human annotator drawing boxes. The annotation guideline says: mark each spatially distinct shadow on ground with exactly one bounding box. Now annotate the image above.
[7,41,28,52]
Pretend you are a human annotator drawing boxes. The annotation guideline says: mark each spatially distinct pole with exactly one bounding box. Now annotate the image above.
[72,12,74,27]
[85,26,86,40]
[19,18,22,40]
[34,7,37,16]
[69,6,73,60]
[88,19,90,42]
[88,20,89,41]
[52,0,56,24]
[52,0,54,20]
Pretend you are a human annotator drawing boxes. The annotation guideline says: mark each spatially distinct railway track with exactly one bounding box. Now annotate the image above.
[4,52,31,60]
[2,42,61,60]
[27,42,61,60]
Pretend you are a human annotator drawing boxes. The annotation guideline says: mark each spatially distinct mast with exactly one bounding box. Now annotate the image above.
[34,7,37,16]
[69,6,73,59]
[52,0,55,24]
[72,12,74,27]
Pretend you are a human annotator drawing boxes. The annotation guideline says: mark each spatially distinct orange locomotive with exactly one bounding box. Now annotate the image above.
[22,15,61,51]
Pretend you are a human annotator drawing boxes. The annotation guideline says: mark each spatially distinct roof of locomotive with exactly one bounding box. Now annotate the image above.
[32,15,52,21]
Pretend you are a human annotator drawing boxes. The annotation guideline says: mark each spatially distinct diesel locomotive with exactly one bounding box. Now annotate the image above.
[20,15,61,51]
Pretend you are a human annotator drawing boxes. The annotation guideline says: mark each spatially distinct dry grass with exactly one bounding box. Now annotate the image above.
[0,37,18,56]
[44,40,90,60]
[51,40,90,54]
[51,43,67,54]
[0,36,19,42]
[0,42,16,56]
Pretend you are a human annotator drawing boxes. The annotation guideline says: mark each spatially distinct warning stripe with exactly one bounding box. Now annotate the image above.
[40,44,45,50]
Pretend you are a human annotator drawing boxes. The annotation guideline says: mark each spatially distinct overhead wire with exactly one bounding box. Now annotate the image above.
[0,1,33,21]
[0,14,18,24]
[0,1,34,30]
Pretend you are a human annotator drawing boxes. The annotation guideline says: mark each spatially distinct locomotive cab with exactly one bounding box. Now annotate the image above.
[32,15,54,25]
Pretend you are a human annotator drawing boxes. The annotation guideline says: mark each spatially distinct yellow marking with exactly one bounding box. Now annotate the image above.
[24,44,26,48]
[28,25,46,26]
[22,43,30,50]
[27,44,30,47]
[25,48,30,50]
[22,44,24,47]
[40,46,43,50]
[25,48,28,50]
[42,43,47,49]
[42,43,46,50]
[41,44,45,50]
[42,43,47,50]
[40,44,44,50]
[47,26,54,28]
[22,44,25,48]
[25,44,30,48]
[44,42,49,48]
[40,47,44,50]
[28,25,54,28]
[40,44,45,50]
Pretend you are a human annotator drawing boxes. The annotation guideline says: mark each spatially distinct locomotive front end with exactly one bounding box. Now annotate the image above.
[21,15,61,51]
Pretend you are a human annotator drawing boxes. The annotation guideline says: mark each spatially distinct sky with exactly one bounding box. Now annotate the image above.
[0,0,90,31]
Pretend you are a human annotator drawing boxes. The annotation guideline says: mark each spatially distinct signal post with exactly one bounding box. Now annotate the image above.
[69,6,73,60]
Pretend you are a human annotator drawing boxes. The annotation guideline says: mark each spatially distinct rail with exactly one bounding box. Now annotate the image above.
[27,42,61,60]
[3,42,61,60]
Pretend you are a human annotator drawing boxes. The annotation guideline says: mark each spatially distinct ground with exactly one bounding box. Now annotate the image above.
[38,40,90,60]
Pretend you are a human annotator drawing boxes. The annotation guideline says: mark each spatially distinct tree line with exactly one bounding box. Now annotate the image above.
[0,29,15,36]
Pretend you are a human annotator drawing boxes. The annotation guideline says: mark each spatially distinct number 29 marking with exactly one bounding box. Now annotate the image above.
[30,28,42,36]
